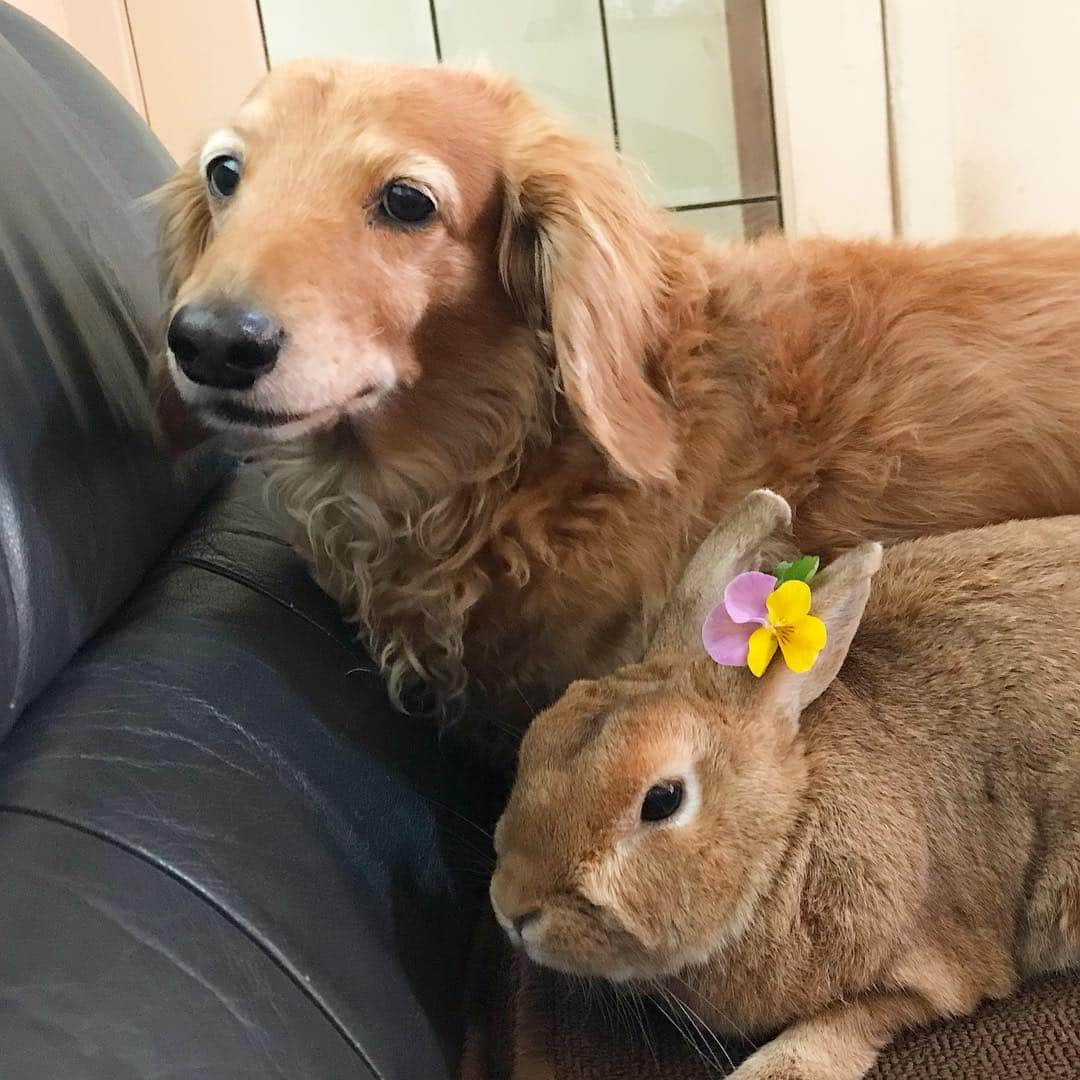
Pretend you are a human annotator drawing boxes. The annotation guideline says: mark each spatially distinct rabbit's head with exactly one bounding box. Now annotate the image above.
[491,491,882,982]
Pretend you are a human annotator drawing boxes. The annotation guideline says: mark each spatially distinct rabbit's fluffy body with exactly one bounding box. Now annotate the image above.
[492,496,1080,1080]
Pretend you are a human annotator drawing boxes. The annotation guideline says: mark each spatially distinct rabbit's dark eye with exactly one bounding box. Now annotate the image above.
[206,155,242,200]
[641,780,684,823]
[380,182,437,226]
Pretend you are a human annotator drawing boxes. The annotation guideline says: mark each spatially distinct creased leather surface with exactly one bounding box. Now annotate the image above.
[0,3,225,731]
[0,469,492,1079]
[0,812,367,1080]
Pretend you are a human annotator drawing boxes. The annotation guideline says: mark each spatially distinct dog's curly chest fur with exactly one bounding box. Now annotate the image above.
[265,432,694,721]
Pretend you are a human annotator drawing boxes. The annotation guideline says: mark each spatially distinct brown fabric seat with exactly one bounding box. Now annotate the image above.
[463,920,1080,1079]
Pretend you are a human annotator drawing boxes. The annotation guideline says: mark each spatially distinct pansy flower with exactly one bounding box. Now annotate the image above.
[702,557,827,677]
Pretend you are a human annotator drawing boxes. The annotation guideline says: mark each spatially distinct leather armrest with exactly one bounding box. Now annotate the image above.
[0,470,493,1079]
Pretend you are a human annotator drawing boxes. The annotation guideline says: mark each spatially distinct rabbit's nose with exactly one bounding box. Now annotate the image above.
[512,909,541,935]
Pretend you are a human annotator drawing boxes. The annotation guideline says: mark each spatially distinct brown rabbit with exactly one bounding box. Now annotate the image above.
[490,490,1080,1080]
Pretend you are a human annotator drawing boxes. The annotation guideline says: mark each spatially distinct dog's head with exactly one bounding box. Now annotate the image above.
[158,61,676,482]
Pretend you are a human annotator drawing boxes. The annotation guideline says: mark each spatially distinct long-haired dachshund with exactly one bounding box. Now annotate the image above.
[159,60,1080,741]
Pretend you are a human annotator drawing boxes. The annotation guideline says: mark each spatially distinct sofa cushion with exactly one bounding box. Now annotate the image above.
[0,4,225,731]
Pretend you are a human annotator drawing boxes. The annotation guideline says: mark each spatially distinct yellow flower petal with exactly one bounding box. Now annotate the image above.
[747,627,778,677]
[766,580,813,627]
[777,615,828,673]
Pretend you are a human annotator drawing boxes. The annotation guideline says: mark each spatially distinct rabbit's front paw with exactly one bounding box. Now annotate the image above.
[728,1056,821,1080]
[728,1039,868,1080]
[730,990,926,1080]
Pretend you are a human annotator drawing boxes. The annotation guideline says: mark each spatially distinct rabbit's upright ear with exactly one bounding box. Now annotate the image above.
[647,490,793,657]
[762,542,883,725]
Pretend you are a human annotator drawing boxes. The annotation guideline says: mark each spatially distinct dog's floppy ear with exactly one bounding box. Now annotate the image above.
[155,158,213,303]
[498,117,676,483]
[147,159,213,456]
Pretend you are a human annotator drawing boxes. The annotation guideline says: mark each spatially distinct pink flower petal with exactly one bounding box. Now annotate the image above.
[723,572,777,624]
[702,603,757,666]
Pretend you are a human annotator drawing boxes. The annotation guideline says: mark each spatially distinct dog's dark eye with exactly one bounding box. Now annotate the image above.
[380,182,437,226]
[206,155,242,200]
[640,780,684,823]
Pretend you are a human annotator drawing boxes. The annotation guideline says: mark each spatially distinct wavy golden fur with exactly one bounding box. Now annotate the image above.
[159,60,1080,737]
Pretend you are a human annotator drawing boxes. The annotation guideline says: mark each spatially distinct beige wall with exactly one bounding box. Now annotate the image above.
[766,0,893,238]
[125,0,267,162]
[14,0,145,113]
[10,0,267,162]
[886,0,1080,239]
[768,0,1080,239]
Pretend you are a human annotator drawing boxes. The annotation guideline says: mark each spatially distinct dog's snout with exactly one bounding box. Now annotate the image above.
[168,302,284,390]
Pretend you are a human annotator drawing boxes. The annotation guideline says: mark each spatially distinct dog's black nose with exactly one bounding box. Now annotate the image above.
[168,302,283,390]
[511,909,540,935]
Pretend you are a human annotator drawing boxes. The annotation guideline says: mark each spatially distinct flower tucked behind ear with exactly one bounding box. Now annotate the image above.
[702,559,827,677]
[747,580,827,676]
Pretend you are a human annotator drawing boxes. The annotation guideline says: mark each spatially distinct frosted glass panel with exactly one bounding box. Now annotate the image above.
[675,203,744,239]
[436,0,615,143]
[260,0,438,66]
[676,198,779,239]
[257,0,780,229]
[607,0,744,207]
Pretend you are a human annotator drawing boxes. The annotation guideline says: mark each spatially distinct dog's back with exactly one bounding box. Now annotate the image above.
[156,62,1080,726]
[686,234,1080,554]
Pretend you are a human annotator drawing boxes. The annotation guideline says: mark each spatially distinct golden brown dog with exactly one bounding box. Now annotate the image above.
[159,59,1080,739]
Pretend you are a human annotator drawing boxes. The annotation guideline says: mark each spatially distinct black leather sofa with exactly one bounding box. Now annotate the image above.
[0,6,493,1077]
